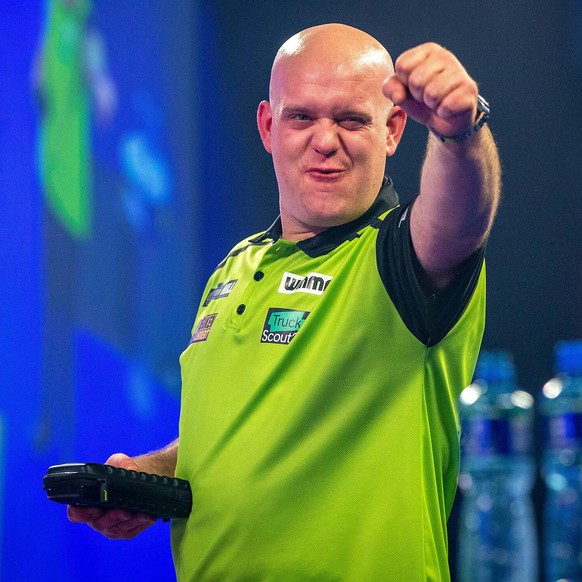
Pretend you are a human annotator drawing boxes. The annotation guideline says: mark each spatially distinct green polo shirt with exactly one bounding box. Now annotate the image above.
[172,179,486,581]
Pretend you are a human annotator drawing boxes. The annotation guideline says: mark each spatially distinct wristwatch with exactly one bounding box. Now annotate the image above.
[434,95,490,145]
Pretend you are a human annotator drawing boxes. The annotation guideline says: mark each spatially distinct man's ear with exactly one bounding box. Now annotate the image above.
[385,106,407,157]
[257,100,273,153]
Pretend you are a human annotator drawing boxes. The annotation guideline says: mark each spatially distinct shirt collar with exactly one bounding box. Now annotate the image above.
[249,177,399,257]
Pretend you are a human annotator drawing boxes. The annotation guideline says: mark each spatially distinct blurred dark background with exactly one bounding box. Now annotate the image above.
[1,0,580,579]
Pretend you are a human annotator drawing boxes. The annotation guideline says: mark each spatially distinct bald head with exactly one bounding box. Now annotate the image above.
[270,24,394,104]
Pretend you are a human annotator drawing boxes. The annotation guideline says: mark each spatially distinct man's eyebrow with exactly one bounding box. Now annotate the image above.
[278,105,312,116]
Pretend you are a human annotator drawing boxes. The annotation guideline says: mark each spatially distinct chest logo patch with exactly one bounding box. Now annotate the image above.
[203,280,237,306]
[189,313,218,344]
[261,308,309,344]
[278,271,332,295]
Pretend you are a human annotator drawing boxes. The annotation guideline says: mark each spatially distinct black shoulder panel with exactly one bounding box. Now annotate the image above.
[376,199,485,347]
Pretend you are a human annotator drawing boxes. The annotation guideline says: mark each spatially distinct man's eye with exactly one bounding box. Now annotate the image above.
[290,114,310,121]
[339,118,366,129]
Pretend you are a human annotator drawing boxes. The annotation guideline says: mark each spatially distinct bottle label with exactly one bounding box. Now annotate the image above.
[461,416,531,455]
[544,412,582,450]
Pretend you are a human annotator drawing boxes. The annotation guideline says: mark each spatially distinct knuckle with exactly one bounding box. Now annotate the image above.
[437,103,455,118]
[394,52,414,74]
[406,71,422,92]
[423,85,440,106]
[423,41,442,52]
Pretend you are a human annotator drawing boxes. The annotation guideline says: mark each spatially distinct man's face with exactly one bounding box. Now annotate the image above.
[258,52,402,240]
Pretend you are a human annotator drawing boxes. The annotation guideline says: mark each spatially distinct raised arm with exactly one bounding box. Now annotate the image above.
[383,43,501,290]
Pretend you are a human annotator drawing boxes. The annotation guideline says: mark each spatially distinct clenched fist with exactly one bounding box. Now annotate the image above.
[383,43,480,140]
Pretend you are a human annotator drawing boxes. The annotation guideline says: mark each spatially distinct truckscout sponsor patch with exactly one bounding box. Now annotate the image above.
[261,308,309,344]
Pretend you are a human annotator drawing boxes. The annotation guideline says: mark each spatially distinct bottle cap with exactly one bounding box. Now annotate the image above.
[554,340,582,375]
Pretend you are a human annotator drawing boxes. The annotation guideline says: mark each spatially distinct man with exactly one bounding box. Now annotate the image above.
[69,23,500,581]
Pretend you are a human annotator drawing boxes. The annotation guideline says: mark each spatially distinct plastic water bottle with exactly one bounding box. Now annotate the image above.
[457,350,538,582]
[540,340,582,581]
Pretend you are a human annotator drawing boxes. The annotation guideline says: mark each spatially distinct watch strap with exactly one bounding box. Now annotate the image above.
[433,94,490,145]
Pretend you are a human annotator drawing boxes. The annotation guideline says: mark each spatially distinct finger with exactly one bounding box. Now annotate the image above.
[393,43,436,87]
[396,94,432,126]
[113,518,156,540]
[89,511,155,540]
[383,75,433,125]
[385,71,463,125]
[105,453,140,471]
[382,75,408,105]
[395,43,471,107]
[404,60,447,105]
[87,508,134,532]
[97,516,155,540]
[435,84,478,122]
[390,44,480,134]
[68,505,104,523]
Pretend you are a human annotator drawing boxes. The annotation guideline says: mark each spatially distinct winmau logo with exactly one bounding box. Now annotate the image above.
[261,308,309,344]
[278,271,332,295]
[203,279,237,306]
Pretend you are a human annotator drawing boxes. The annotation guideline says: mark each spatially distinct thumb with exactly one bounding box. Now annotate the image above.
[382,75,407,105]
[105,453,141,472]
[382,75,432,127]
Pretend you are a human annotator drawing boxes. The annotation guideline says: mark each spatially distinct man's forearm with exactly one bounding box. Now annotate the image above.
[412,126,501,285]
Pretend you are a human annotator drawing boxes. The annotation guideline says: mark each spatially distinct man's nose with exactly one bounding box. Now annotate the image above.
[311,120,340,155]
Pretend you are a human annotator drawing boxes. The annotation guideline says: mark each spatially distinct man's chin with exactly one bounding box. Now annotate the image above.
[303,207,364,229]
